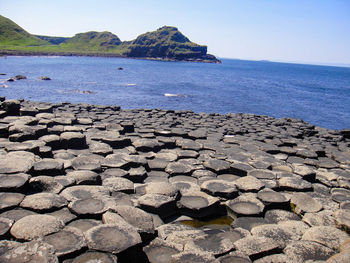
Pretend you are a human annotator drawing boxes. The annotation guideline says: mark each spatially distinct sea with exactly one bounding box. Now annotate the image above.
[0,56,349,130]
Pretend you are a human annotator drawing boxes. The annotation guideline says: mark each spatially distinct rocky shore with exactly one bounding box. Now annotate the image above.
[0,98,349,263]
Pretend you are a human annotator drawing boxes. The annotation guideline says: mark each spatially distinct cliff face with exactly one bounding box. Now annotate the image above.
[0,15,220,63]
[125,26,215,61]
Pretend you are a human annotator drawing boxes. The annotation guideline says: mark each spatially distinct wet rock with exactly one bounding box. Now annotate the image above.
[0,192,24,210]
[200,179,238,198]
[0,240,58,263]
[290,192,323,215]
[0,151,35,174]
[284,240,335,262]
[20,192,67,211]
[234,236,280,260]
[70,251,117,263]
[42,226,85,257]
[10,214,64,240]
[85,224,142,254]
[0,173,29,191]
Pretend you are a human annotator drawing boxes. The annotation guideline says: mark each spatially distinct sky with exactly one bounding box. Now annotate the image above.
[1,0,350,65]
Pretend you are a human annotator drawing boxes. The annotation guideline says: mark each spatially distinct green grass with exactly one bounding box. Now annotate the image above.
[0,15,214,61]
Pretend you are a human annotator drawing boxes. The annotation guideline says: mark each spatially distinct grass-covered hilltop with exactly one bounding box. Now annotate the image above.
[0,15,220,63]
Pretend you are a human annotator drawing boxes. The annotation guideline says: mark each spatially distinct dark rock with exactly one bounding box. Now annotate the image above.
[1,99,20,115]
[60,132,87,149]
[69,198,107,216]
[39,76,51,80]
[203,158,230,173]
[0,217,13,237]
[170,250,218,263]
[47,207,77,224]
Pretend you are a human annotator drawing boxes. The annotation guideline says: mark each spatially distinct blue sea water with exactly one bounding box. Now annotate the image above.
[0,56,349,130]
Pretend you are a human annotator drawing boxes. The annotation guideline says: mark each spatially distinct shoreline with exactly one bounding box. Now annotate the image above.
[0,98,349,262]
[0,49,222,64]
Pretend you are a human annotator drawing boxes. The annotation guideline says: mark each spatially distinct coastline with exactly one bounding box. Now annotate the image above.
[0,98,349,262]
[0,49,222,64]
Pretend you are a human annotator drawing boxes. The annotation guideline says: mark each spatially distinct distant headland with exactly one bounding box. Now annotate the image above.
[0,15,220,63]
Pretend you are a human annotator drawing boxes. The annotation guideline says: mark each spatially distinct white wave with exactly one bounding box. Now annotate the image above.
[164,93,186,97]
[125,83,137,87]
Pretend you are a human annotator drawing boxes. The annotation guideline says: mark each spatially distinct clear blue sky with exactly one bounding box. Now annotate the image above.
[1,0,349,65]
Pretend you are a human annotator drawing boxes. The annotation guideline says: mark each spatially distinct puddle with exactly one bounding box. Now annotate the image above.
[180,216,233,228]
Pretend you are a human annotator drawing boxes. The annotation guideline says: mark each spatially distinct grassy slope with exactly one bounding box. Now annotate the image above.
[0,15,49,46]
[0,15,216,61]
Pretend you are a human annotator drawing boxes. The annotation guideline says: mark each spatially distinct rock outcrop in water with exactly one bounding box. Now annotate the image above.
[0,99,349,262]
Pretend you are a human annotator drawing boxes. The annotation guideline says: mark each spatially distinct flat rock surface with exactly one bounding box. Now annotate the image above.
[85,224,142,254]
[10,214,64,240]
[0,100,349,262]
[0,240,58,263]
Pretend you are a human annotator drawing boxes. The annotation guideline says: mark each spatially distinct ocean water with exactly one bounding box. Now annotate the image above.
[0,56,349,130]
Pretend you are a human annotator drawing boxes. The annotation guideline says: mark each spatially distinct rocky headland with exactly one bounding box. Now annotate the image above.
[0,15,220,63]
[0,98,349,263]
